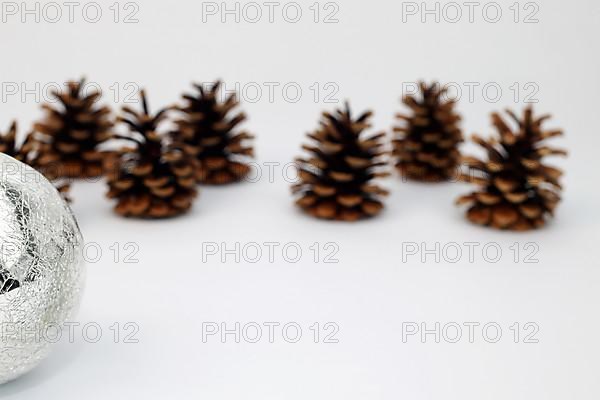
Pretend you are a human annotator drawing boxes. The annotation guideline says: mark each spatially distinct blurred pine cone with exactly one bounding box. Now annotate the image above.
[457,106,567,231]
[292,103,389,221]
[172,81,254,185]
[0,121,71,201]
[106,91,198,218]
[393,81,463,182]
[33,78,113,179]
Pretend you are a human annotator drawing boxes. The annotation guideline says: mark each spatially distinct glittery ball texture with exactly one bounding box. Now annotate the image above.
[0,153,85,385]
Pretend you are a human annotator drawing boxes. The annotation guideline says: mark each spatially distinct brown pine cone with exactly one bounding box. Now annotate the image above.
[0,121,20,160]
[172,81,254,185]
[457,106,567,231]
[0,121,71,202]
[292,103,389,221]
[393,81,463,182]
[33,78,113,179]
[106,91,197,219]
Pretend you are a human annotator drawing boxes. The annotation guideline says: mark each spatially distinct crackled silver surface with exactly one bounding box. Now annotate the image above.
[0,153,84,385]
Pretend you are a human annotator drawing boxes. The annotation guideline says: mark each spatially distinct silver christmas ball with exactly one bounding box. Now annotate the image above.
[0,153,85,384]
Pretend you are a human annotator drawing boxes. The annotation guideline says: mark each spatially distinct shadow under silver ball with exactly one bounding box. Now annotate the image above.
[0,153,84,385]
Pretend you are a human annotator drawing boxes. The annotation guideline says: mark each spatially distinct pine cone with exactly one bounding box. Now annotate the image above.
[393,81,463,182]
[33,78,113,179]
[457,106,567,231]
[0,121,71,201]
[292,103,389,221]
[0,121,24,161]
[106,91,198,218]
[172,81,254,185]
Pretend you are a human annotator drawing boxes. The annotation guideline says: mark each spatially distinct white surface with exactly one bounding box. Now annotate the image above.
[1,0,599,398]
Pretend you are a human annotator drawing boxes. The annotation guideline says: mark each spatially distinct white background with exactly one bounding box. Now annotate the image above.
[1,0,599,398]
